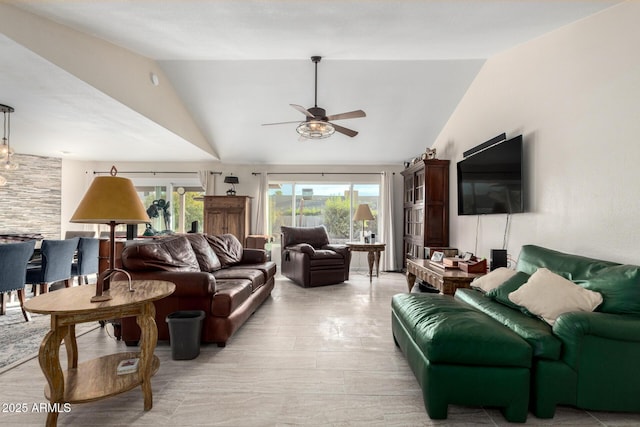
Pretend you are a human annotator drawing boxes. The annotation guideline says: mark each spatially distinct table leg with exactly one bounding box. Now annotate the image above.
[406,270,416,292]
[374,251,381,278]
[136,302,157,411]
[39,321,69,427]
[367,251,375,282]
[64,324,78,369]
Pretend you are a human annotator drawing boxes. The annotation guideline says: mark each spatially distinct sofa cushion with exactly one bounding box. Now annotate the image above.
[213,268,265,291]
[577,265,640,315]
[486,271,531,309]
[211,279,253,317]
[471,267,517,293]
[121,236,200,272]
[508,268,603,325]
[184,233,222,272]
[455,288,561,360]
[392,293,531,368]
[516,245,617,281]
[233,261,277,282]
[206,234,243,266]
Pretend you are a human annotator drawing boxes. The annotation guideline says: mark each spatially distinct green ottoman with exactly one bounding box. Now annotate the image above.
[392,293,532,423]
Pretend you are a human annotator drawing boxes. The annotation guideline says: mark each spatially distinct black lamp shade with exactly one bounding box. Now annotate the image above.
[224,176,239,184]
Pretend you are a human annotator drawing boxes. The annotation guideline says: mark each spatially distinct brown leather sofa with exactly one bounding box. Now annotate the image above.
[117,233,275,347]
[280,225,351,287]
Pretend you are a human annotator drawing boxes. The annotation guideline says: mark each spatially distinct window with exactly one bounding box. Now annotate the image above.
[127,177,204,236]
[268,181,380,243]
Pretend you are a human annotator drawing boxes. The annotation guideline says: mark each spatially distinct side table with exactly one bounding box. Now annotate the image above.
[346,242,386,282]
[24,280,175,427]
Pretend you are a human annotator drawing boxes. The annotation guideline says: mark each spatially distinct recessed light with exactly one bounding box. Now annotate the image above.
[150,72,160,86]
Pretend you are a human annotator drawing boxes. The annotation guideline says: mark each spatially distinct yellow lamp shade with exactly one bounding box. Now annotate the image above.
[70,175,150,224]
[353,204,374,221]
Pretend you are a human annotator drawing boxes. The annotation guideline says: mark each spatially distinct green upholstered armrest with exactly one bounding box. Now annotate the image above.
[554,311,640,368]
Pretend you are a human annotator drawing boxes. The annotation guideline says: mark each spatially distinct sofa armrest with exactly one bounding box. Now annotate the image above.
[286,243,316,256]
[241,248,267,264]
[554,311,640,368]
[323,244,349,258]
[114,270,216,297]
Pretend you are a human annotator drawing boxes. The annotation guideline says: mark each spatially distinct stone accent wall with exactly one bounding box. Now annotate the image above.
[0,154,61,239]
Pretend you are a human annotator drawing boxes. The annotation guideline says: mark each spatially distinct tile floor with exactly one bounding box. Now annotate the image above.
[1,272,639,426]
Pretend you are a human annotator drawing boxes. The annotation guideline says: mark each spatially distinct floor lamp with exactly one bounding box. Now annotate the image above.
[70,166,149,302]
[353,204,374,243]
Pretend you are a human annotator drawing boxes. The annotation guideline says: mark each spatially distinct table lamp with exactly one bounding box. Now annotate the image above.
[224,175,239,195]
[353,204,374,243]
[70,166,150,302]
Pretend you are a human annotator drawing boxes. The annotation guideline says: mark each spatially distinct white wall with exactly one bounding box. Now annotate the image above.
[433,1,640,265]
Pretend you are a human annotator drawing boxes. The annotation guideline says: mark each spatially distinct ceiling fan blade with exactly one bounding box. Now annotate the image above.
[290,104,315,118]
[331,123,358,138]
[262,120,302,126]
[326,109,366,121]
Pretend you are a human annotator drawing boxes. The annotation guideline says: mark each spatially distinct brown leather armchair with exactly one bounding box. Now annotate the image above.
[280,225,351,287]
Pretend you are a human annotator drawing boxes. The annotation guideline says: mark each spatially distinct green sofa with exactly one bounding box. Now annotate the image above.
[392,244,640,421]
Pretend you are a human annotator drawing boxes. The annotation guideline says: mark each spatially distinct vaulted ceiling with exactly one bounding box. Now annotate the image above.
[0,1,619,165]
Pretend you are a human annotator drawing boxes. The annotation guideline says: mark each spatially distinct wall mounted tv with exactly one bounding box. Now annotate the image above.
[457,135,524,215]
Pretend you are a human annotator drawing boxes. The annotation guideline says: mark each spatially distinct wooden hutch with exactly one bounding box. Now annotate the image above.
[400,159,450,267]
[203,195,251,243]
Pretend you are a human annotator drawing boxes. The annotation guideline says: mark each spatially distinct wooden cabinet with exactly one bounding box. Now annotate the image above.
[401,159,450,266]
[203,196,251,242]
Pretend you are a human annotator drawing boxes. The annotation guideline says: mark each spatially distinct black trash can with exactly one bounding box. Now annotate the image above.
[166,310,205,360]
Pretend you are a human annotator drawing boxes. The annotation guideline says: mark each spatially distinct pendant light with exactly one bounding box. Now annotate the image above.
[0,104,18,173]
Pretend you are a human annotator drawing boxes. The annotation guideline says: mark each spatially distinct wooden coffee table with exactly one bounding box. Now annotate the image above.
[24,280,175,427]
[406,258,484,295]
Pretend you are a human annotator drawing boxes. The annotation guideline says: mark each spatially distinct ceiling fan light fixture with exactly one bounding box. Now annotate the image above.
[296,120,335,139]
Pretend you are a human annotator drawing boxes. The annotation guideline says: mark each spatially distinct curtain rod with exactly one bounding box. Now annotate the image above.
[251,172,385,176]
[93,171,222,175]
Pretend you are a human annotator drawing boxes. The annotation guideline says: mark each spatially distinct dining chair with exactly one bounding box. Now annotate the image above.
[25,237,79,295]
[64,230,96,239]
[0,240,36,321]
[71,237,100,285]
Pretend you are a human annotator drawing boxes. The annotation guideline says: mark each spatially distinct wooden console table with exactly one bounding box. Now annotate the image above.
[24,280,175,427]
[406,258,483,295]
[346,242,386,282]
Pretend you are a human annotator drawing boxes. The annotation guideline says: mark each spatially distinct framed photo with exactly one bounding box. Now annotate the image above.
[462,252,473,262]
[431,251,444,262]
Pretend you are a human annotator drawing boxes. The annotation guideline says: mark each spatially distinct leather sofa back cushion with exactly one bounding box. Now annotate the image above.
[517,244,617,280]
[185,233,222,272]
[281,225,330,249]
[206,234,243,267]
[122,236,200,272]
[576,265,640,315]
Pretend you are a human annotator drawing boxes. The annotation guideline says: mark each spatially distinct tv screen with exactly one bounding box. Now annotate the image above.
[457,135,524,215]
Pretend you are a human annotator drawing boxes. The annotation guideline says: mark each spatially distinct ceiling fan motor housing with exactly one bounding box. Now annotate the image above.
[307,107,328,121]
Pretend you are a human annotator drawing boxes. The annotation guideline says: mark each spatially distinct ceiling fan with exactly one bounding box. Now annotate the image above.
[262,56,366,139]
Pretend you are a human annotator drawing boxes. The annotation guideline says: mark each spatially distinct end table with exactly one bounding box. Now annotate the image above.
[24,280,175,427]
[346,242,386,282]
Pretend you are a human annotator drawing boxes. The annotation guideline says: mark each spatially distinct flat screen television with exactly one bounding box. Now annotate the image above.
[457,135,524,215]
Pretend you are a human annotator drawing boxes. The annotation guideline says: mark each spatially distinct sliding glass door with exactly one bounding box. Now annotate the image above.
[268,181,380,244]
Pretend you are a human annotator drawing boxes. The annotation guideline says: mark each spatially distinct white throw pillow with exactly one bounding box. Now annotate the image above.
[471,267,517,293]
[508,268,603,325]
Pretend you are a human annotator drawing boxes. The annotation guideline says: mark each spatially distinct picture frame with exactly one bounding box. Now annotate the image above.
[462,252,473,262]
[431,251,444,262]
